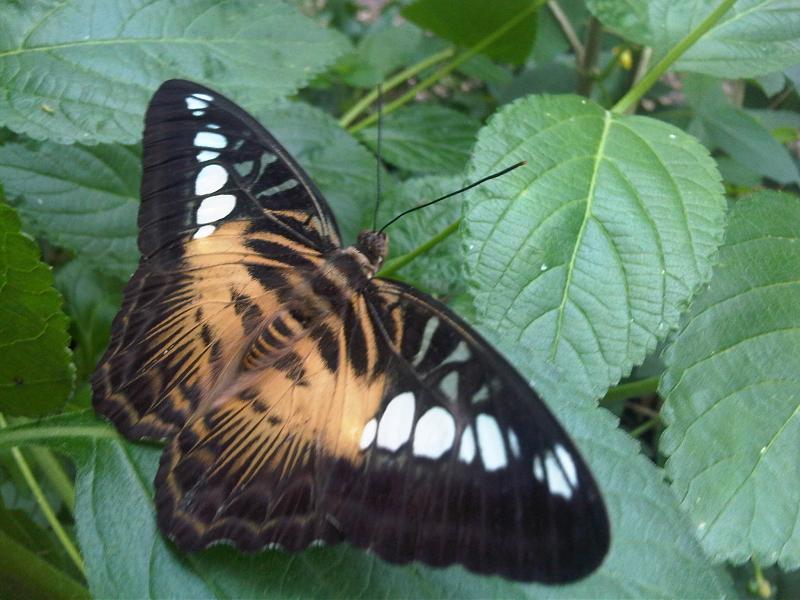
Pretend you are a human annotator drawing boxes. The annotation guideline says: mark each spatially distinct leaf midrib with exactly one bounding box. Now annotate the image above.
[549,109,612,359]
[0,35,330,60]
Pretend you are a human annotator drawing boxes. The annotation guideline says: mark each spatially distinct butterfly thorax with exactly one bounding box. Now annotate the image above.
[353,230,388,278]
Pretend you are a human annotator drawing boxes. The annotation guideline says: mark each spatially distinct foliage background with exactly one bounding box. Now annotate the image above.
[0,0,798,598]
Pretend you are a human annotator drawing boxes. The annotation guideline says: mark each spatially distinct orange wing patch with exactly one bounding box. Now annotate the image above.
[155,297,389,551]
[92,220,325,441]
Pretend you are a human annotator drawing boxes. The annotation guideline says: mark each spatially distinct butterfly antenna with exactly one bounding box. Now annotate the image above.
[378,160,527,234]
[372,83,384,231]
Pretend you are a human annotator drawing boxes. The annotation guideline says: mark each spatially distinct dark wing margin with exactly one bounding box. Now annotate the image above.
[314,278,610,583]
[138,79,341,261]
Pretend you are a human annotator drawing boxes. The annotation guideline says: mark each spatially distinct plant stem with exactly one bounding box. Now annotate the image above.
[339,47,455,129]
[0,413,85,577]
[577,17,602,97]
[630,418,658,438]
[600,376,660,407]
[547,0,584,62]
[612,0,736,114]
[29,446,75,513]
[348,1,542,134]
[378,219,460,278]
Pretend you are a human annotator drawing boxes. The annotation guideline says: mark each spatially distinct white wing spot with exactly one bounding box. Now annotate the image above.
[359,418,377,450]
[191,110,205,116]
[196,194,236,225]
[195,164,228,195]
[193,93,213,101]
[196,150,219,162]
[413,407,455,459]
[194,131,227,149]
[448,340,470,364]
[533,455,544,481]
[459,425,476,463]
[508,429,521,458]
[476,414,507,471]
[262,179,298,196]
[185,96,208,110]
[207,123,220,129]
[554,443,578,487]
[413,317,438,366]
[377,392,415,451]
[438,371,459,399]
[472,383,490,404]
[193,225,215,239]
[544,450,573,499]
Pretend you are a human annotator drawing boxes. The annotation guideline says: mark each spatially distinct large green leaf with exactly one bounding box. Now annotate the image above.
[402,0,538,65]
[660,191,800,570]
[0,374,734,600]
[586,0,800,79]
[464,95,725,397]
[55,260,122,380]
[0,0,349,144]
[0,142,141,280]
[358,105,480,175]
[0,200,73,416]
[0,102,383,274]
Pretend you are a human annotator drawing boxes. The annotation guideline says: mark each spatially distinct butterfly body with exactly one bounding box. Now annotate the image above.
[92,80,610,583]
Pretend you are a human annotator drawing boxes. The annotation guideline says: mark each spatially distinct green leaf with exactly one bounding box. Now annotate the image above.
[0,142,141,280]
[0,381,734,600]
[402,0,538,64]
[357,105,481,175]
[335,23,425,88]
[684,76,800,185]
[0,500,81,581]
[660,191,800,570]
[0,0,349,144]
[586,0,800,78]
[55,260,122,381]
[0,200,73,416]
[377,175,463,296]
[0,528,88,600]
[464,95,726,397]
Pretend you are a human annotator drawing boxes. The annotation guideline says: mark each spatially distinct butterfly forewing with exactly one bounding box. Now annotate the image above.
[93,79,610,583]
[92,80,339,440]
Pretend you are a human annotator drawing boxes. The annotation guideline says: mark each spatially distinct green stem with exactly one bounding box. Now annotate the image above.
[0,413,85,577]
[576,17,602,97]
[348,1,542,134]
[611,0,736,114]
[630,418,658,438]
[29,446,75,513]
[339,47,455,128]
[547,0,584,62]
[600,376,660,407]
[378,219,460,278]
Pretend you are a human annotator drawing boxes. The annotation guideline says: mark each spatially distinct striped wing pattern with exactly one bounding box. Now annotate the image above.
[93,80,609,583]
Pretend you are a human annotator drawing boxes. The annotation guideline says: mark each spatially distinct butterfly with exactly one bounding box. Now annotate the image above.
[92,79,610,583]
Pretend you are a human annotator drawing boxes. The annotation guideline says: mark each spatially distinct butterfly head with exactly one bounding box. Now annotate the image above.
[355,230,388,277]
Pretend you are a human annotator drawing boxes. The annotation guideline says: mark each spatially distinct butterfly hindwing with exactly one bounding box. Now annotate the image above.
[320,279,609,582]
[92,80,339,440]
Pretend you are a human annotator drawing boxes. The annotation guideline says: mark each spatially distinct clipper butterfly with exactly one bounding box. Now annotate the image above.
[92,80,610,583]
